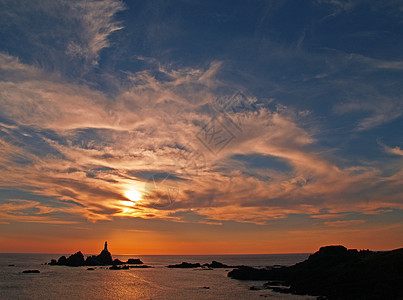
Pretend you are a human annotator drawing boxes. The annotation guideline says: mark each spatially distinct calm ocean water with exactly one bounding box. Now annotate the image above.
[0,253,316,299]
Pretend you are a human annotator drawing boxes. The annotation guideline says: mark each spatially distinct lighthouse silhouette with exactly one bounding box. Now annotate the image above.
[104,241,108,251]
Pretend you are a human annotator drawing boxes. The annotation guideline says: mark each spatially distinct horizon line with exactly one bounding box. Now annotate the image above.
[0,251,313,256]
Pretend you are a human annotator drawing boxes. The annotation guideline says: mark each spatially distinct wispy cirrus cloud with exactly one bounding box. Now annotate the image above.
[0,199,79,224]
[334,97,403,131]
[65,0,125,65]
[323,220,365,227]
[378,141,403,157]
[0,0,125,75]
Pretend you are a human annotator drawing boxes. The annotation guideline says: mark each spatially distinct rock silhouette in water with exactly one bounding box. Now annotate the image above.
[126,258,143,264]
[57,256,67,265]
[203,261,231,268]
[48,241,143,267]
[228,245,403,299]
[65,251,85,266]
[167,261,232,268]
[167,262,201,268]
[22,269,40,273]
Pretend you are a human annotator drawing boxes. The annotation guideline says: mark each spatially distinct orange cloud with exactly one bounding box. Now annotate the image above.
[0,52,402,229]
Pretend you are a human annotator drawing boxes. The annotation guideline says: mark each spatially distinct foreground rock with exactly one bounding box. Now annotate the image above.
[48,241,143,267]
[228,245,403,299]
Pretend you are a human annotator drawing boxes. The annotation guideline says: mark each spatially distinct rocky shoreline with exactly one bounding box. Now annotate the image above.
[228,245,403,299]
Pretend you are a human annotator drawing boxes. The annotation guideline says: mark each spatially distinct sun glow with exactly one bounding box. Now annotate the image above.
[124,189,142,202]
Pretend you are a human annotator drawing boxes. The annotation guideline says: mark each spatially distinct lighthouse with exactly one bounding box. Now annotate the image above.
[104,241,108,251]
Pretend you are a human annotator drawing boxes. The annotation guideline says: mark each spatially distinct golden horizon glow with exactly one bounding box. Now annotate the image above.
[0,0,402,256]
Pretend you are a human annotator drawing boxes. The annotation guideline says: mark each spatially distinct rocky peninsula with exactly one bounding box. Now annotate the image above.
[48,241,144,267]
[228,245,403,299]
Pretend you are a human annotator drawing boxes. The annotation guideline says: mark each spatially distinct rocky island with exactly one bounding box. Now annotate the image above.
[48,242,144,267]
[167,261,232,268]
[228,245,403,299]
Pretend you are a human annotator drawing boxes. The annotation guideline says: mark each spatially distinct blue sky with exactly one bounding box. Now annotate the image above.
[0,0,402,254]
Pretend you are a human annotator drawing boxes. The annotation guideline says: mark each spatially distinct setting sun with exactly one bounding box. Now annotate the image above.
[124,189,142,202]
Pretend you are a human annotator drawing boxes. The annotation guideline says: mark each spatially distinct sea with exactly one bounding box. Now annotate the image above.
[0,253,317,299]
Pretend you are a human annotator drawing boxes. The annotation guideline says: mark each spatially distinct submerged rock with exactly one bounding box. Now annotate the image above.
[109,265,120,270]
[249,285,266,290]
[22,270,40,273]
[109,265,129,270]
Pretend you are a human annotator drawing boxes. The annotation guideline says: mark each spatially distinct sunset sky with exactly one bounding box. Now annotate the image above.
[0,0,402,255]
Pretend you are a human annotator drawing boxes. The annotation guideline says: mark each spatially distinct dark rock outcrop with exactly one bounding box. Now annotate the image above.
[167,262,201,268]
[96,249,113,265]
[126,258,143,264]
[65,251,85,266]
[228,265,283,280]
[48,243,143,267]
[84,255,98,266]
[57,256,67,265]
[110,265,130,270]
[113,258,123,265]
[22,269,40,273]
[203,261,231,268]
[228,245,403,299]
[167,260,230,269]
